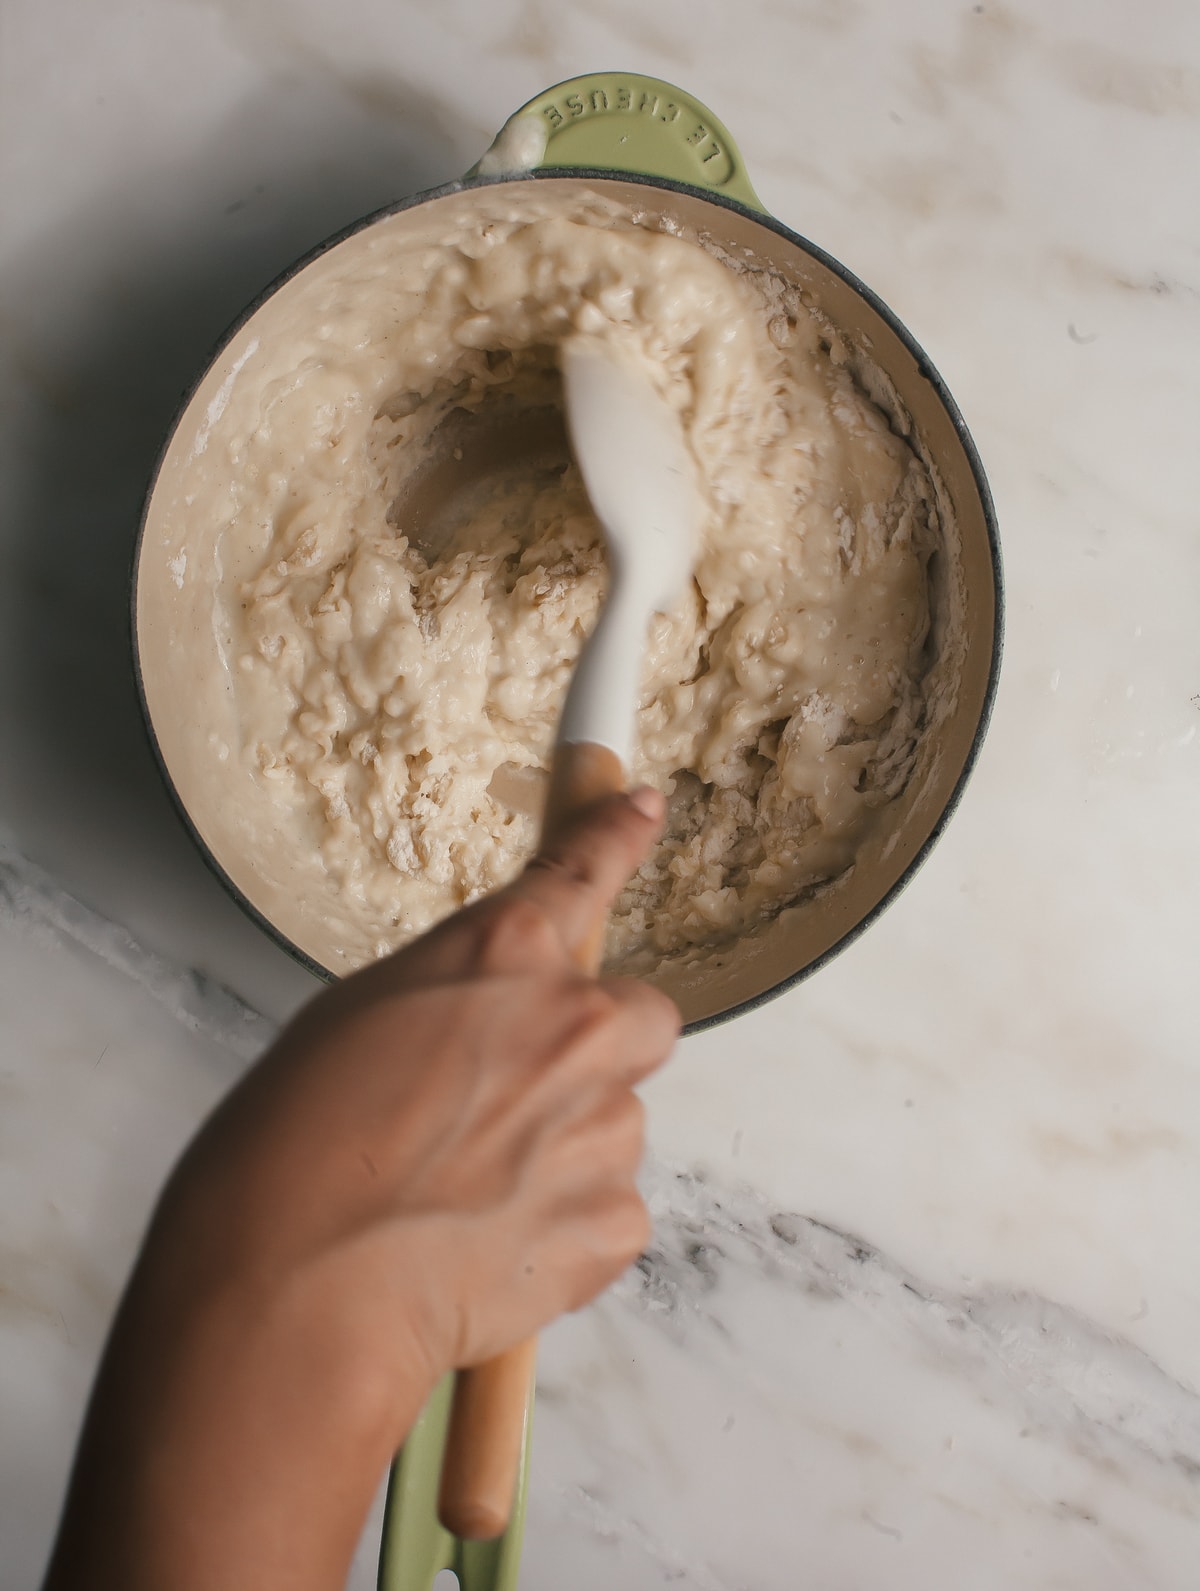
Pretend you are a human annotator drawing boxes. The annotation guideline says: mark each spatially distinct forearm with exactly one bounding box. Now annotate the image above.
[43,1213,434,1591]
[43,793,675,1589]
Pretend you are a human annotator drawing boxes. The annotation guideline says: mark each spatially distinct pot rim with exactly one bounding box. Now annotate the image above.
[131,166,1004,1034]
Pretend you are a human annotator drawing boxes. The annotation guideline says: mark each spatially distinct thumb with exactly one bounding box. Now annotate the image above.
[508,786,666,964]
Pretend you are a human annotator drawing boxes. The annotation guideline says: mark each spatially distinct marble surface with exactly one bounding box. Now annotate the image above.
[3,0,1199,1585]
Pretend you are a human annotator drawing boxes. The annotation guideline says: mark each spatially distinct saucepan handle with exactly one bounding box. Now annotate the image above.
[471,71,766,213]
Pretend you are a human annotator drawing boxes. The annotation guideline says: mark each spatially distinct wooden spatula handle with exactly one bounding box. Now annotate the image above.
[437,740,625,1540]
[539,740,627,969]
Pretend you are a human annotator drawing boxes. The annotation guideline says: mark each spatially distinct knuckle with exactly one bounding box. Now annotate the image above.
[602,979,683,1056]
[606,976,679,1024]
[562,1192,651,1312]
[562,976,621,1036]
[637,983,684,1038]
[563,1262,609,1316]
[477,896,558,969]
[524,847,596,892]
[603,1190,652,1262]
[610,1089,646,1144]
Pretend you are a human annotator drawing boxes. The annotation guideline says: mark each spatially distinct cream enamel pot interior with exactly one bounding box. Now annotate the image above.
[133,81,1002,1035]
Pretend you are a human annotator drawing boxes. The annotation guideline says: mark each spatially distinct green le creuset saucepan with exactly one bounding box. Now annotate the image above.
[132,73,1003,1591]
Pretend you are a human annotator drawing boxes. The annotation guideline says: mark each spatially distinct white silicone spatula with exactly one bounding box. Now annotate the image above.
[435,336,702,1542]
[555,335,703,766]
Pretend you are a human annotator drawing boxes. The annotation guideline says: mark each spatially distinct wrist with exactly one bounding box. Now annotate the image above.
[153,1137,451,1437]
[45,1206,442,1591]
[135,1201,442,1469]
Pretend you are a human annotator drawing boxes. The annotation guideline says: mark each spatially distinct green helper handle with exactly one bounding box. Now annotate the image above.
[473,72,766,213]
[378,1374,530,1591]
[378,72,761,1591]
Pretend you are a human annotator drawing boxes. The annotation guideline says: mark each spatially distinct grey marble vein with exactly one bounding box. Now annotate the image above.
[0,834,275,1061]
[8,833,1196,1499]
[627,1166,1200,1483]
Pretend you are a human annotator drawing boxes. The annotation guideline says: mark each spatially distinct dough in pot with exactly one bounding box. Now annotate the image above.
[215,199,938,972]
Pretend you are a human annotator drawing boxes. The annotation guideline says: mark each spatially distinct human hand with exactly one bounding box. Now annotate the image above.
[180,782,679,1373]
[43,788,679,1591]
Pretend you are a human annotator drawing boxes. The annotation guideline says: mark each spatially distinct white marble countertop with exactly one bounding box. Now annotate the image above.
[3,1,1198,1586]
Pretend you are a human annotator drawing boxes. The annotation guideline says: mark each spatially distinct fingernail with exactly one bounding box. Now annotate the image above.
[627,785,664,821]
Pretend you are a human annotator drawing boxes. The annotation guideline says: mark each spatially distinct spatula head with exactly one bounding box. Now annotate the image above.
[560,335,700,614]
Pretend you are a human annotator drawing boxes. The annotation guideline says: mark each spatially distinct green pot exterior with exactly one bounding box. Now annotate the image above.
[378,1374,531,1591]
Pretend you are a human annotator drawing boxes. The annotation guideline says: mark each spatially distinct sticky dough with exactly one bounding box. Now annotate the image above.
[216,203,938,972]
